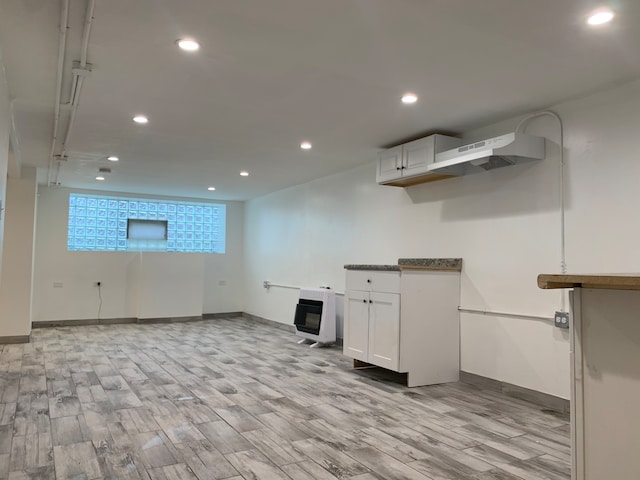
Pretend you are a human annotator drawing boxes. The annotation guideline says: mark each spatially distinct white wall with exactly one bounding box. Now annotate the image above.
[125,253,140,318]
[0,50,10,280]
[135,252,204,319]
[244,79,640,399]
[32,186,244,321]
[202,204,245,314]
[0,167,37,337]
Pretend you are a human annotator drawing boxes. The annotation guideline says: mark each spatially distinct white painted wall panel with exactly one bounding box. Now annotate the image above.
[202,201,244,314]
[125,253,140,318]
[136,252,203,319]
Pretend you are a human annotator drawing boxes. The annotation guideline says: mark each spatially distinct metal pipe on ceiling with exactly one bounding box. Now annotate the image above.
[55,0,96,186]
[79,0,95,68]
[60,75,85,153]
[47,0,69,187]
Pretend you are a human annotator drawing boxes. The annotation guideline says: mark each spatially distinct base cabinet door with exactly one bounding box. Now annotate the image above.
[343,289,370,362]
[368,292,400,371]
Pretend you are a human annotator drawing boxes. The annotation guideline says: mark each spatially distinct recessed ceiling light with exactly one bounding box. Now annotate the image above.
[96,176,105,181]
[300,141,312,150]
[207,186,216,191]
[177,38,200,51]
[107,156,119,162]
[401,93,418,104]
[240,171,249,177]
[587,8,615,25]
[133,115,148,124]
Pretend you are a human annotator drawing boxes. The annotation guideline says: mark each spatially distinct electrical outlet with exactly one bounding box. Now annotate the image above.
[555,311,569,329]
[263,280,270,289]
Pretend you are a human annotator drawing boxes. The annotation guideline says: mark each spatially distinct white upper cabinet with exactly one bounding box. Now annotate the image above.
[376,134,461,187]
[376,146,404,184]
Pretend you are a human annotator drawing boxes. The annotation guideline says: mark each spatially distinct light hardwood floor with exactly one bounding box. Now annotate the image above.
[0,317,570,480]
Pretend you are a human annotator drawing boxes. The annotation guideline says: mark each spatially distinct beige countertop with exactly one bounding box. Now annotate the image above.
[538,273,640,291]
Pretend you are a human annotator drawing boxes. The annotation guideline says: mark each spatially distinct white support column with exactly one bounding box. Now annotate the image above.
[0,167,38,340]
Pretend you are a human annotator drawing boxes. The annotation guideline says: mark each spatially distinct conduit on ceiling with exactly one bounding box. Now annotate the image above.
[48,0,96,187]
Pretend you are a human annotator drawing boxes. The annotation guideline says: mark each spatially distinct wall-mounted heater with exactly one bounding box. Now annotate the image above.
[294,288,336,347]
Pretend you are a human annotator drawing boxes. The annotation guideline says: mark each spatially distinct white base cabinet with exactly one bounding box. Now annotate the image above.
[343,268,460,387]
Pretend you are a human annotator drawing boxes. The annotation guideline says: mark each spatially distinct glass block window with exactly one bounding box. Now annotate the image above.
[68,193,226,253]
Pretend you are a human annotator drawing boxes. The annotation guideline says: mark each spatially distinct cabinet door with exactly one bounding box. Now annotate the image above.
[402,137,435,178]
[343,290,370,362]
[376,146,403,183]
[368,292,400,371]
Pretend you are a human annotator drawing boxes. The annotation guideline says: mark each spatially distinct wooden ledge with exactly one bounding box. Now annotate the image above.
[538,274,640,291]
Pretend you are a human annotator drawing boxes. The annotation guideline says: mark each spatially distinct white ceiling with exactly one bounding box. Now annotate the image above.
[1,0,639,201]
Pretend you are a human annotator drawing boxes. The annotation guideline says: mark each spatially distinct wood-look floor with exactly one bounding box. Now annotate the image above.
[0,318,570,480]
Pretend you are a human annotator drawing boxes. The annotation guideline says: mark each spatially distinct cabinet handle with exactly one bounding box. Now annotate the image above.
[363,299,367,303]
[369,300,373,303]
[401,165,405,170]
[396,167,401,171]
[366,279,371,283]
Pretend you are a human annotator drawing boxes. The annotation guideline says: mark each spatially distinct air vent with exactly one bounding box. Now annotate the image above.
[98,167,112,174]
[474,156,516,171]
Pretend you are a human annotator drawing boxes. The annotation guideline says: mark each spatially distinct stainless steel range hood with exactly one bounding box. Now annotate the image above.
[428,133,545,176]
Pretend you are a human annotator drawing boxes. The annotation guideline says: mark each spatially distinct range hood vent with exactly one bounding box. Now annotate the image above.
[428,133,545,176]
